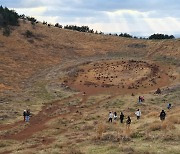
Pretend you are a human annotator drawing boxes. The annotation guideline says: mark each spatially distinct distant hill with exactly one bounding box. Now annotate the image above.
[0,7,180,92]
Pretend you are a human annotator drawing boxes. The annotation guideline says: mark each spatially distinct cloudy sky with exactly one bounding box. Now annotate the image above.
[1,0,180,37]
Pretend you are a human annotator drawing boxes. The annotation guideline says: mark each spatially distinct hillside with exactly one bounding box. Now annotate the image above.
[0,20,180,154]
[1,20,180,92]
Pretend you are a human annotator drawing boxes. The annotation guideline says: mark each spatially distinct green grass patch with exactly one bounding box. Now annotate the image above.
[87,145,123,154]
[154,55,180,66]
[106,50,146,59]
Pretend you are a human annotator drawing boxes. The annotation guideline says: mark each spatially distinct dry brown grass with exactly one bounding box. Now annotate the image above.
[167,115,180,124]
[68,148,84,154]
[96,123,106,139]
[161,121,176,130]
[0,20,180,154]
[146,111,159,118]
[148,122,162,131]
[148,120,176,132]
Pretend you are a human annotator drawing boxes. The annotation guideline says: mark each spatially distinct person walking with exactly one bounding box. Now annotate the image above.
[25,109,31,122]
[114,112,117,120]
[138,96,142,103]
[160,110,166,121]
[135,109,141,120]
[108,112,113,123]
[167,103,171,110]
[23,110,27,122]
[120,112,124,123]
[126,116,131,129]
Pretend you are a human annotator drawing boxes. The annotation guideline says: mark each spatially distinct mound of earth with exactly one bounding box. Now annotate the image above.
[64,60,173,95]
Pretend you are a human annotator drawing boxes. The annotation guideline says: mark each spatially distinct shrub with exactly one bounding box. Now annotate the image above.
[155,88,161,94]
[24,30,33,38]
[130,131,144,138]
[148,33,175,39]
[148,121,175,131]
[101,133,118,142]
[0,142,7,148]
[167,116,180,124]
[122,147,134,153]
[26,16,37,25]
[3,27,11,36]
[119,32,133,38]
[148,122,161,131]
[68,148,84,154]
[161,121,175,130]
[55,23,62,28]
[43,21,47,25]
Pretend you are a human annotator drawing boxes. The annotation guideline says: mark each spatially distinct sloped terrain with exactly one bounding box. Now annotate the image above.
[0,20,180,154]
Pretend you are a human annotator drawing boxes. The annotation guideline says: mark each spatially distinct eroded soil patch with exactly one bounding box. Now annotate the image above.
[65,60,173,95]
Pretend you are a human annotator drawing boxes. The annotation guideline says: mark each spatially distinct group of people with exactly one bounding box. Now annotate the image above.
[160,103,172,120]
[108,111,133,128]
[23,109,31,122]
[22,95,170,125]
[108,108,168,128]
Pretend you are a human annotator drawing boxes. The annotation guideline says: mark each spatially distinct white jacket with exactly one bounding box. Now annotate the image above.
[109,113,113,118]
[135,111,141,116]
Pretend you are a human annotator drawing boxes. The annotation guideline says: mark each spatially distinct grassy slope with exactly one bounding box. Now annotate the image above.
[0,20,180,91]
[0,21,180,154]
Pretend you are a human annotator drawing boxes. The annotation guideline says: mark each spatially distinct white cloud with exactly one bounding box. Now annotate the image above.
[15,7,47,16]
[4,0,180,36]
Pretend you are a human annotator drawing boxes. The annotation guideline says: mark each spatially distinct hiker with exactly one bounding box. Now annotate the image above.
[160,110,166,121]
[25,109,31,122]
[126,116,131,129]
[114,112,117,120]
[135,109,141,120]
[23,110,26,121]
[167,103,171,110]
[108,112,113,123]
[141,96,144,102]
[120,112,124,123]
[138,96,144,103]
[138,96,142,103]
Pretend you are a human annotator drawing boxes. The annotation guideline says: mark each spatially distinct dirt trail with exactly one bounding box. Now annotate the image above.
[0,94,83,141]
[0,60,177,142]
[0,91,117,142]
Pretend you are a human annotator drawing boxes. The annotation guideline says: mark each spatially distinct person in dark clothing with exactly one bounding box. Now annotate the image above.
[108,112,113,122]
[120,112,124,123]
[126,116,131,129]
[138,96,142,103]
[160,110,166,121]
[167,103,171,110]
[23,110,27,121]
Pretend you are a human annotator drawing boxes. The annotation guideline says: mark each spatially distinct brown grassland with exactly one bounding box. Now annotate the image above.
[0,20,180,154]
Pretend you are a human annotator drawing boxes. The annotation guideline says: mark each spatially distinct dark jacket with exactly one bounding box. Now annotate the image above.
[23,111,27,116]
[26,110,30,116]
[126,117,131,124]
[120,114,124,120]
[160,111,166,118]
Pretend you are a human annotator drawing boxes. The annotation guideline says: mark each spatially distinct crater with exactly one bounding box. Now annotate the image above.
[64,60,172,95]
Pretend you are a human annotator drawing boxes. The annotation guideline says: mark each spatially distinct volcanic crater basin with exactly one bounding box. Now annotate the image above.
[64,59,174,95]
